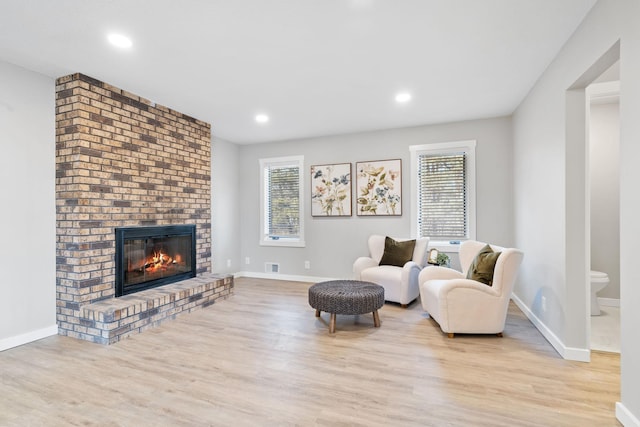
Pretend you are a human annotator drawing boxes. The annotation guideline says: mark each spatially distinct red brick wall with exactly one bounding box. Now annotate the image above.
[55,73,211,338]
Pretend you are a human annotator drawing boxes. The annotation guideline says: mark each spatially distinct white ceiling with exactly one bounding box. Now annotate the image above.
[0,0,596,144]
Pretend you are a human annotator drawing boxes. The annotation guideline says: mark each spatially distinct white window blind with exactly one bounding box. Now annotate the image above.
[411,141,476,247]
[417,153,468,240]
[259,155,305,247]
[265,164,300,238]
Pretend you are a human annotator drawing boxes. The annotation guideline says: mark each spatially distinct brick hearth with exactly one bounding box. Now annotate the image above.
[55,73,231,343]
[80,274,233,344]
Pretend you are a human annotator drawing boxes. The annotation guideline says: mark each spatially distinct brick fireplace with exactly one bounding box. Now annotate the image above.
[55,73,232,344]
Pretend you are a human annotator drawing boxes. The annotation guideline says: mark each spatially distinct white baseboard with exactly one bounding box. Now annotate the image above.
[617,402,640,427]
[511,294,590,362]
[598,297,620,307]
[234,271,342,284]
[0,324,58,352]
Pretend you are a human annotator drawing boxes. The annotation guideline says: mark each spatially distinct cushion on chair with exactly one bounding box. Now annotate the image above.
[466,244,501,286]
[379,236,416,267]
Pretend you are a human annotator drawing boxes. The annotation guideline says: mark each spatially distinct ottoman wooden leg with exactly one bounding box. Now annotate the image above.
[315,309,321,317]
[329,313,336,333]
[373,310,380,327]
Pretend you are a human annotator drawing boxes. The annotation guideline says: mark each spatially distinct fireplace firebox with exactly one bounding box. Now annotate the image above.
[115,225,196,297]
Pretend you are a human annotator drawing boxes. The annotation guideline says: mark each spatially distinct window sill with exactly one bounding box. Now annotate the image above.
[429,241,462,253]
[260,239,306,248]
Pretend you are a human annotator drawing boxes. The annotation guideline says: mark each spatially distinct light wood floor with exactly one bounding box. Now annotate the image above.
[1,278,620,426]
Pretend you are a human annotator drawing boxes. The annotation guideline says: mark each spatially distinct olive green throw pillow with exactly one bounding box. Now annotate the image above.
[466,244,501,286]
[379,237,416,267]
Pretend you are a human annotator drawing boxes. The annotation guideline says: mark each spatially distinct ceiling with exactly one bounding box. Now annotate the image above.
[0,0,597,144]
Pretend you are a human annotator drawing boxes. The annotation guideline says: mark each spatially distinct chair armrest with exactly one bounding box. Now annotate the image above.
[401,260,423,286]
[353,257,378,278]
[420,278,504,333]
[402,260,423,276]
[436,279,500,296]
[402,260,421,272]
[418,266,465,284]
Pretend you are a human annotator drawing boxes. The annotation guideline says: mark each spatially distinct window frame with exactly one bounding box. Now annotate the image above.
[259,155,305,248]
[410,140,476,252]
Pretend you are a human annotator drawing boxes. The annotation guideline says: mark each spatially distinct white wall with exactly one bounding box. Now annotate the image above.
[237,116,513,279]
[512,0,640,423]
[589,101,620,300]
[0,61,56,350]
[211,136,241,274]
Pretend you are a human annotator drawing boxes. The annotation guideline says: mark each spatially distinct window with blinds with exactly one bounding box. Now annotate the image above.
[417,153,467,240]
[259,156,305,247]
[410,140,476,245]
[265,165,300,238]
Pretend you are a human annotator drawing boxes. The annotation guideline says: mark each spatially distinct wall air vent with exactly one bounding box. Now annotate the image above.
[265,262,280,273]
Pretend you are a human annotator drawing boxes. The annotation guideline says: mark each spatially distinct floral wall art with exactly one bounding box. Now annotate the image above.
[356,159,402,216]
[311,163,352,216]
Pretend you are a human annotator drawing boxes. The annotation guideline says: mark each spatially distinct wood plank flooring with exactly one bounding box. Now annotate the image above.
[0,278,621,426]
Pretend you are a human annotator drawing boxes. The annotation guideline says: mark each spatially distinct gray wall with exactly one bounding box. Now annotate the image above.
[211,136,241,274]
[589,102,620,300]
[237,116,513,279]
[0,61,56,348]
[512,0,640,422]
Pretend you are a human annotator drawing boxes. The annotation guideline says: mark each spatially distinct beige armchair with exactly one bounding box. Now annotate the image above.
[419,240,524,337]
[353,235,430,307]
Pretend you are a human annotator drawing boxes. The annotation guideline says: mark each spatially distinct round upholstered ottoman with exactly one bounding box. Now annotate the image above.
[308,280,385,333]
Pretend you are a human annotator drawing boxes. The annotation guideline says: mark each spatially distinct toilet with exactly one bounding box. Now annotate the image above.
[590,270,609,316]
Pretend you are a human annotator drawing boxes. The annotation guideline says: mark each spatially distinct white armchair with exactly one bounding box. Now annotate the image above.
[419,240,524,337]
[353,235,430,307]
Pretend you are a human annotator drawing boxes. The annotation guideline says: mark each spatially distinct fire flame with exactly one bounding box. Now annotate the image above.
[144,250,177,272]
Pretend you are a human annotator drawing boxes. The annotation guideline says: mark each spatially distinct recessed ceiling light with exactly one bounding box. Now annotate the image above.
[395,92,412,103]
[107,33,133,49]
[255,114,269,123]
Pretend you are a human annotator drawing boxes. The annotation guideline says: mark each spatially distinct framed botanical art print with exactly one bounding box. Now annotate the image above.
[356,159,402,216]
[310,163,352,216]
